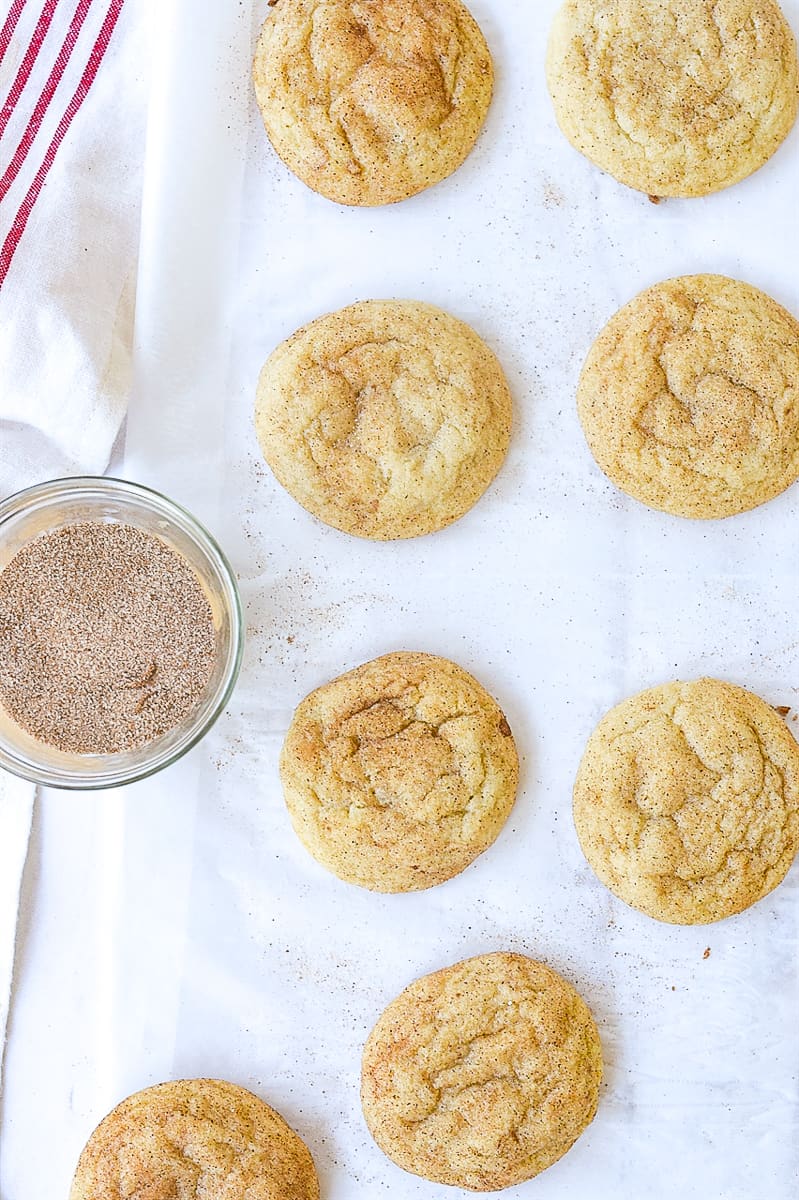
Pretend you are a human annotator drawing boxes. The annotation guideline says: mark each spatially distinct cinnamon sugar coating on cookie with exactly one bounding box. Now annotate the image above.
[255,300,512,540]
[280,652,519,891]
[253,0,493,205]
[361,953,602,1190]
[577,275,799,518]
[574,678,799,924]
[546,0,799,197]
[69,1079,319,1200]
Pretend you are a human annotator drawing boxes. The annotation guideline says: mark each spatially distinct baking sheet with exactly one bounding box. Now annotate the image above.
[3,1,799,1196]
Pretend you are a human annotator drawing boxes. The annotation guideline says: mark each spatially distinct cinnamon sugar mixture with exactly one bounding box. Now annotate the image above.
[0,522,217,754]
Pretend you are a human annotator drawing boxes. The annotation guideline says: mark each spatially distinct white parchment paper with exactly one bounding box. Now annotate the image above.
[3,1,799,1197]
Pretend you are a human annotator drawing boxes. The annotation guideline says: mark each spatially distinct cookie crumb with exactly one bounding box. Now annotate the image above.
[774,705,791,716]
[703,947,711,959]
[648,194,662,204]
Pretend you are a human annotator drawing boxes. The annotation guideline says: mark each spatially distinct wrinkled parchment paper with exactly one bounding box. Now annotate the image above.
[3,2,798,1196]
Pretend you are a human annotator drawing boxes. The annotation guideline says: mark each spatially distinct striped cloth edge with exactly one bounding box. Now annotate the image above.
[0,0,125,289]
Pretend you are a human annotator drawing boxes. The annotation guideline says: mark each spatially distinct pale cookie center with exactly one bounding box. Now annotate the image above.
[581,5,770,151]
[324,694,486,828]
[394,988,589,1162]
[115,1114,259,1193]
[618,705,790,888]
[633,297,791,485]
[307,1,460,171]
[304,339,472,500]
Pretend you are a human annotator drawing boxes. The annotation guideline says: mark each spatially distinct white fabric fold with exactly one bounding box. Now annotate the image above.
[0,776,32,1090]
[0,0,146,1101]
[0,2,145,491]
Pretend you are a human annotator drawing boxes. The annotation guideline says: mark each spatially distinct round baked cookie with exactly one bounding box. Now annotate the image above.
[577,275,799,519]
[252,0,493,206]
[361,952,602,1190]
[69,1079,319,1200]
[546,0,799,198]
[255,300,513,540]
[574,679,799,925]
[280,652,519,892]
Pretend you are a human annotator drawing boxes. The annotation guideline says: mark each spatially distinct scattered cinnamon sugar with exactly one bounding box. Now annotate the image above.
[0,522,217,754]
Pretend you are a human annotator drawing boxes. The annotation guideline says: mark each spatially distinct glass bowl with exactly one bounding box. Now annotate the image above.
[0,477,243,789]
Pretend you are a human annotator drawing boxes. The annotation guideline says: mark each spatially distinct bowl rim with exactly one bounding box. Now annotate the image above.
[0,475,244,790]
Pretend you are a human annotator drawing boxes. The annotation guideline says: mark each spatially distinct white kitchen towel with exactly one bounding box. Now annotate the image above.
[0,0,147,1093]
[0,0,146,490]
[0,774,34,1092]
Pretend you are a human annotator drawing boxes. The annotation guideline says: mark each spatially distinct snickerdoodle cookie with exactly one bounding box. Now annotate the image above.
[255,300,512,539]
[574,678,799,925]
[69,1079,319,1200]
[253,0,493,205]
[280,652,519,891]
[361,952,602,1190]
[577,275,799,518]
[546,0,799,198]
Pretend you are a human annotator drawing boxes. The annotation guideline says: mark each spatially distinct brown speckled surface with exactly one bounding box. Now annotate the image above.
[69,1080,319,1200]
[253,0,494,205]
[577,275,799,518]
[546,0,799,197]
[3,2,799,1198]
[280,651,519,891]
[361,953,601,1189]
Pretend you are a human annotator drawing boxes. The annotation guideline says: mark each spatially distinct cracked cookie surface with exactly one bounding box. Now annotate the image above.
[255,300,512,540]
[361,952,602,1190]
[69,1078,319,1200]
[574,678,799,924]
[577,275,799,518]
[546,0,799,197]
[253,0,493,205]
[280,652,519,891]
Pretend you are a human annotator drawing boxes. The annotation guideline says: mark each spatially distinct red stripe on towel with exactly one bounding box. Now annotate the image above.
[0,0,94,201]
[0,0,59,142]
[0,0,124,288]
[0,0,27,68]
